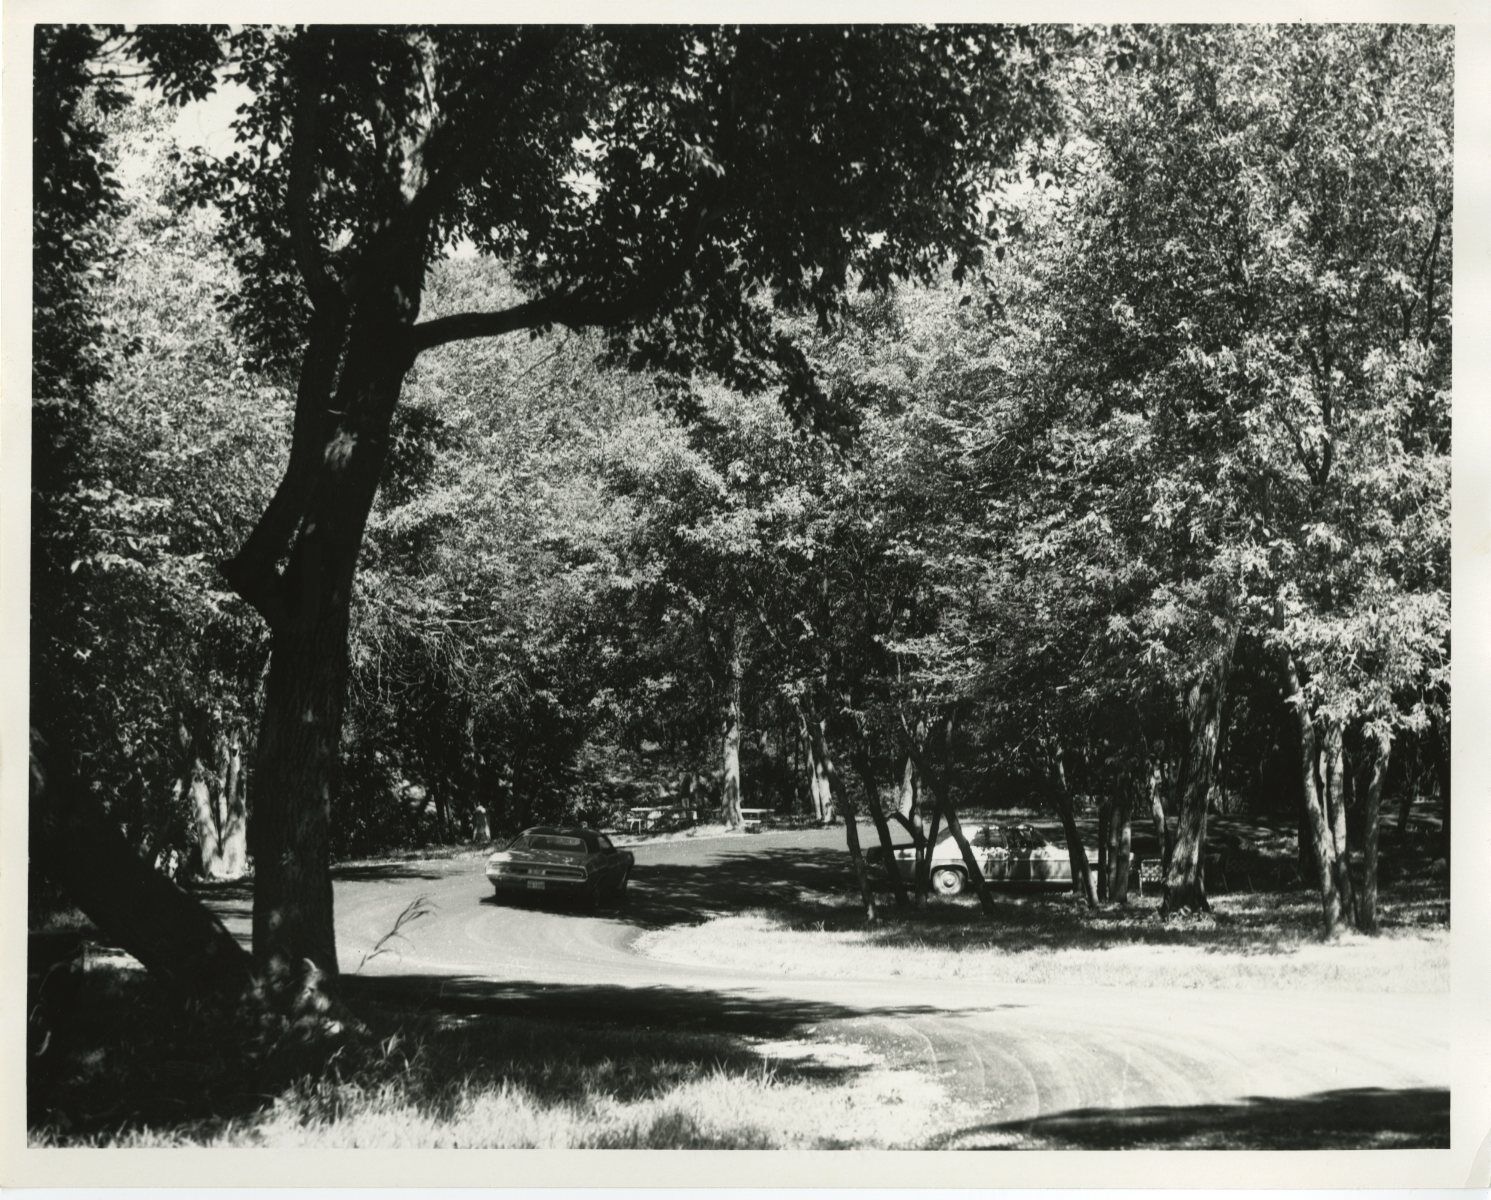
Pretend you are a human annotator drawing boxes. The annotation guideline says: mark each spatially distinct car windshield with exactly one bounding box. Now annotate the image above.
[515,834,586,852]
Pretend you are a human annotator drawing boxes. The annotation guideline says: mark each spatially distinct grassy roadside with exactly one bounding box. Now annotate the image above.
[27,952,944,1148]
[27,816,1449,1147]
[634,882,1450,993]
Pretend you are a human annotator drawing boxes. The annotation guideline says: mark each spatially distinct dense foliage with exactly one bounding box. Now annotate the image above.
[32,25,1449,946]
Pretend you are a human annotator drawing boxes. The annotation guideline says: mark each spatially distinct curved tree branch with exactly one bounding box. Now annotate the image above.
[410,185,726,355]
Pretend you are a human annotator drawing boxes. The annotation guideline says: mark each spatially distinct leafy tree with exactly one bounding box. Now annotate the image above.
[30,29,257,994]
[52,24,1064,998]
[951,25,1451,925]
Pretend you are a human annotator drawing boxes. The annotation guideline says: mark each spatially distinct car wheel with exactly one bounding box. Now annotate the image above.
[931,866,965,896]
[613,870,630,904]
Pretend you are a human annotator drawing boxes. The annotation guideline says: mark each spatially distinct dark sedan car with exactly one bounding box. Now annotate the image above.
[485,825,634,907]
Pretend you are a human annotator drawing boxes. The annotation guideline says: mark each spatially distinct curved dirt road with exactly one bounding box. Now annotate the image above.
[322,826,1447,1148]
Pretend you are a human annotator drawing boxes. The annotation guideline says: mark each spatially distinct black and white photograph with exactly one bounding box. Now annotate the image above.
[3,3,1488,1188]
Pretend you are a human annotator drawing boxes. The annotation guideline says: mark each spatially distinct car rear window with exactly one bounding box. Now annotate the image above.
[519,835,586,852]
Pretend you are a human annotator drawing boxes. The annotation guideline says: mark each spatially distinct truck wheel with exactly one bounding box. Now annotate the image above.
[931,867,965,896]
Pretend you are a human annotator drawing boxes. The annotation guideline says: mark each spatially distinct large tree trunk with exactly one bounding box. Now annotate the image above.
[719,621,744,830]
[227,285,415,989]
[1047,743,1098,909]
[1281,650,1345,935]
[1358,725,1391,935]
[29,728,255,1007]
[1162,636,1234,917]
[254,605,353,984]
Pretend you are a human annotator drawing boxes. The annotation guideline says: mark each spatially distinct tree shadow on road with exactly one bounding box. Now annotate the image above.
[461,843,866,929]
[29,957,898,1146]
[340,970,1004,1042]
[617,845,864,928]
[932,1085,1450,1149]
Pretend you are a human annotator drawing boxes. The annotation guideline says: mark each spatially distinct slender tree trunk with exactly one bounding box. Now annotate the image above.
[916,804,942,908]
[720,621,744,830]
[852,744,910,909]
[778,711,795,812]
[1109,785,1133,905]
[30,727,255,1006]
[219,732,247,878]
[1433,719,1450,860]
[802,714,834,822]
[1298,805,1316,879]
[897,754,919,820]
[809,721,876,924]
[1096,796,1111,903]
[1162,635,1235,917]
[1047,744,1098,908]
[1358,725,1391,935]
[840,804,878,924]
[190,770,220,879]
[1396,756,1416,846]
[1322,719,1356,924]
[903,725,995,916]
[1148,761,1172,874]
[1282,650,1345,935]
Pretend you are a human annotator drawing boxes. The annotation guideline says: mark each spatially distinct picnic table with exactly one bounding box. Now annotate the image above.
[626,804,697,833]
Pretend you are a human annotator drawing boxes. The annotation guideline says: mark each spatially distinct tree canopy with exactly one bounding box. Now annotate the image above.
[29,23,1451,1009]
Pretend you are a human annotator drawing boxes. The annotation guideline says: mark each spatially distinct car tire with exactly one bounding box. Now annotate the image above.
[931,866,965,896]
[613,870,630,904]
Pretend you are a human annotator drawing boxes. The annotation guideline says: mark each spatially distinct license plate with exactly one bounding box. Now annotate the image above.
[526,880,546,890]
